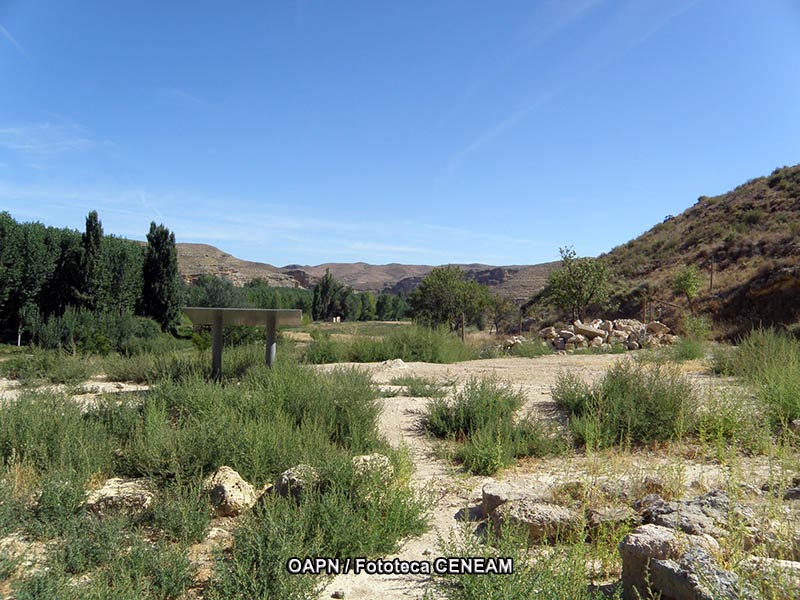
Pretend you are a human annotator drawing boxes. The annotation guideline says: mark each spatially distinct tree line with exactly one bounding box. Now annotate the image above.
[0,211,181,345]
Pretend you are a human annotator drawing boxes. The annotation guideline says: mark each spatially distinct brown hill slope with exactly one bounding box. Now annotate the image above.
[602,164,800,334]
[177,243,300,288]
[178,244,558,299]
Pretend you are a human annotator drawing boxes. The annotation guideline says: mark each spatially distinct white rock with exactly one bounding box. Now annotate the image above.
[203,466,257,517]
[85,478,154,519]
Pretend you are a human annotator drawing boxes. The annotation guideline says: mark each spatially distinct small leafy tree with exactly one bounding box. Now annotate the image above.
[409,266,490,341]
[311,269,346,321]
[543,247,609,322]
[673,265,701,313]
[487,293,517,334]
[188,274,245,308]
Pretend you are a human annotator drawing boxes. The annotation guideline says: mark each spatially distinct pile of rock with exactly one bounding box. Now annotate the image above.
[478,481,799,599]
[539,318,680,352]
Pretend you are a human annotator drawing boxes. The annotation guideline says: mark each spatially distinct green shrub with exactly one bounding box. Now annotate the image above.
[0,392,116,477]
[0,349,96,385]
[425,378,564,474]
[207,465,427,600]
[717,329,800,428]
[552,362,696,449]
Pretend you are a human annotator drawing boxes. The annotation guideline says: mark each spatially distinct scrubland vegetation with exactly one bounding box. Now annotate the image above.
[1,320,800,599]
[0,350,426,599]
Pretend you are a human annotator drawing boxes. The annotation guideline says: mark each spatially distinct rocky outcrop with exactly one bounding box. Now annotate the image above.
[84,478,154,519]
[635,490,756,540]
[203,466,257,517]
[481,481,532,518]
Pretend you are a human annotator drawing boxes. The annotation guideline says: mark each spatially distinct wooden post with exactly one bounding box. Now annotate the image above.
[460,311,466,343]
[265,313,277,367]
[211,311,223,381]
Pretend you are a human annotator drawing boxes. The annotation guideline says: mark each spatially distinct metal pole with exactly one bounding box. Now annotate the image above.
[211,311,223,380]
[265,313,277,367]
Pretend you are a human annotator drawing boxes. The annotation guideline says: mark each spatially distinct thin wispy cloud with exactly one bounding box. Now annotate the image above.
[442,0,602,125]
[157,87,214,110]
[440,0,702,180]
[0,24,30,58]
[0,180,552,265]
[443,93,553,178]
[0,122,96,155]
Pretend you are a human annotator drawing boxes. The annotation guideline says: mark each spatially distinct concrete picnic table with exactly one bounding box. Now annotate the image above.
[183,307,302,379]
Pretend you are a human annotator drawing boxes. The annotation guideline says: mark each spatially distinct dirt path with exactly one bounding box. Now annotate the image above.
[317,355,623,600]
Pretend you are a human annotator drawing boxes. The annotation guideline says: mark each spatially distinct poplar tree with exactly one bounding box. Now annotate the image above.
[141,222,182,332]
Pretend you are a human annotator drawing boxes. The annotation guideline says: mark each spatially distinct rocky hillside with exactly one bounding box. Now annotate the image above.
[177,244,300,288]
[179,248,559,299]
[602,164,800,334]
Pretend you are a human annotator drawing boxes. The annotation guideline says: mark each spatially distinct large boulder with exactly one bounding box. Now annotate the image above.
[491,498,583,544]
[203,466,257,517]
[649,548,760,600]
[619,524,720,600]
[84,478,154,519]
[539,326,557,340]
[647,321,671,335]
[481,481,530,517]
[274,464,321,500]
[574,323,607,341]
[614,319,644,333]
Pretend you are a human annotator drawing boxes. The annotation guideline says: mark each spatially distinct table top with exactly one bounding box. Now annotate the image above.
[183,307,302,327]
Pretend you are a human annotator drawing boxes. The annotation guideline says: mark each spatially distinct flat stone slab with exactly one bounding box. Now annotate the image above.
[183,307,301,327]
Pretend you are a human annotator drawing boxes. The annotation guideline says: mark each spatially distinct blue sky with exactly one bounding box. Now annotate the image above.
[1,0,799,266]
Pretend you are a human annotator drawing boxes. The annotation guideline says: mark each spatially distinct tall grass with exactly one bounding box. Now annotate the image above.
[304,326,479,364]
[424,378,564,474]
[552,361,696,449]
[712,329,800,429]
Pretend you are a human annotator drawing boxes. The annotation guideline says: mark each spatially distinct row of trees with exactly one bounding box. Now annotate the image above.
[187,270,409,322]
[310,269,408,321]
[0,211,182,343]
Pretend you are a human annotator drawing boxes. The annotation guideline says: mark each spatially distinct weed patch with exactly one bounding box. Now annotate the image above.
[552,362,696,449]
[424,378,564,474]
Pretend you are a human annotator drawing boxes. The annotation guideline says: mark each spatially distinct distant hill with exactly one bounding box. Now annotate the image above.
[601,164,800,334]
[177,246,559,300]
[177,243,300,288]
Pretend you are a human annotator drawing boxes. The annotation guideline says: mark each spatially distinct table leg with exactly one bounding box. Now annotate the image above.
[212,312,223,380]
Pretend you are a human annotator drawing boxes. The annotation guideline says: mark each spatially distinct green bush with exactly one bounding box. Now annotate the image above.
[723,329,800,428]
[0,349,96,385]
[424,378,564,474]
[27,307,169,356]
[552,362,696,449]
